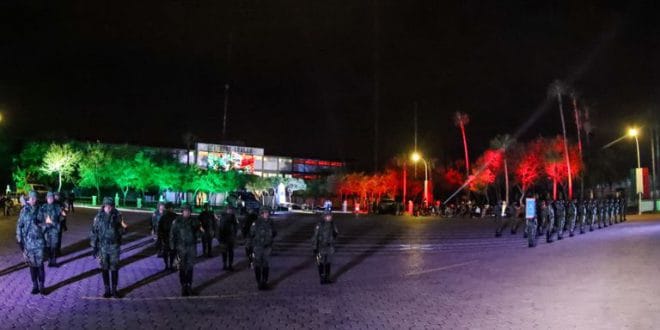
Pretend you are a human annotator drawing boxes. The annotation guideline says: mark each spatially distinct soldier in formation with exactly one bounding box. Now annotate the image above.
[16,191,47,295]
[151,202,165,241]
[198,203,217,258]
[312,211,339,283]
[218,205,239,271]
[246,208,277,290]
[169,204,203,296]
[566,198,577,237]
[39,192,66,267]
[158,202,177,270]
[90,197,128,298]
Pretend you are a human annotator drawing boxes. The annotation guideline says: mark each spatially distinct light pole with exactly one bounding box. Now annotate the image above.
[411,152,429,208]
[629,127,642,215]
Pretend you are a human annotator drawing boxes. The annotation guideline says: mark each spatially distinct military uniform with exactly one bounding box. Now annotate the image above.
[90,197,126,298]
[544,201,556,242]
[151,204,163,240]
[598,199,607,228]
[554,200,566,240]
[53,193,69,252]
[619,197,626,222]
[217,208,239,270]
[588,199,597,231]
[39,193,64,267]
[158,204,177,270]
[494,202,508,237]
[16,192,47,294]
[169,204,202,296]
[526,200,539,247]
[246,210,277,290]
[198,206,217,257]
[578,200,587,234]
[566,199,577,237]
[311,213,339,283]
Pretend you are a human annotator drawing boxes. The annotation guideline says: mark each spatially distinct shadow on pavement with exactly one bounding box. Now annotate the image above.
[331,220,400,282]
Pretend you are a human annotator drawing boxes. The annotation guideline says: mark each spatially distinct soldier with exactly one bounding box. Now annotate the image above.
[246,208,277,290]
[619,195,627,222]
[543,200,556,243]
[525,199,538,248]
[169,204,203,296]
[151,202,165,242]
[218,205,239,271]
[198,203,217,258]
[242,208,258,266]
[494,200,508,237]
[312,211,339,283]
[589,199,598,231]
[39,192,66,267]
[612,198,620,224]
[16,191,47,294]
[566,198,577,237]
[554,199,566,240]
[578,199,588,234]
[90,197,128,298]
[598,199,607,228]
[53,192,69,254]
[608,198,616,225]
[158,202,177,270]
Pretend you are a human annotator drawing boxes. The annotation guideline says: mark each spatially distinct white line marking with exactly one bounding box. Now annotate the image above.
[405,260,477,276]
[81,292,260,301]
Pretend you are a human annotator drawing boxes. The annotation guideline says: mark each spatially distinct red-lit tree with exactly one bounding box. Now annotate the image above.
[512,139,544,204]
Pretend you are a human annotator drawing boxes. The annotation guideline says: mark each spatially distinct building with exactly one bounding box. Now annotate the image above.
[192,142,345,179]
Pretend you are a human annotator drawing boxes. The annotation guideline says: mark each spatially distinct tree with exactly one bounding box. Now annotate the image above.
[109,157,140,202]
[12,166,30,194]
[550,80,573,199]
[454,112,471,177]
[152,161,185,194]
[77,142,110,197]
[284,177,307,203]
[245,175,272,205]
[41,143,81,192]
[131,152,156,196]
[14,141,50,186]
[490,134,515,204]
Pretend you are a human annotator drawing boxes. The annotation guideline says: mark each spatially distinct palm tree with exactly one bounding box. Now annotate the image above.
[454,112,471,178]
[490,134,515,204]
[549,80,573,199]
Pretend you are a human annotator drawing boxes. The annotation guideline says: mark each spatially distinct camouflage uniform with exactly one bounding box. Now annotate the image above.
[217,208,239,270]
[598,199,607,228]
[311,213,339,283]
[544,201,556,243]
[151,204,163,240]
[619,197,627,222]
[158,205,177,270]
[169,204,202,296]
[578,200,587,234]
[566,199,577,237]
[16,192,47,294]
[494,202,508,237]
[608,199,616,225]
[198,205,217,258]
[588,199,598,231]
[246,210,277,290]
[554,200,566,240]
[38,193,64,267]
[89,197,126,298]
[53,192,69,250]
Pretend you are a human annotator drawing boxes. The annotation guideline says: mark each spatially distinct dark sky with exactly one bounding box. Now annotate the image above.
[1,0,659,170]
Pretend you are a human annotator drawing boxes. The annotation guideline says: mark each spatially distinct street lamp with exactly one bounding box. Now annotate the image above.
[628,127,642,215]
[411,151,429,208]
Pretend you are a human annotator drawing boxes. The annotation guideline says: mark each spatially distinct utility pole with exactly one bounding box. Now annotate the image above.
[222,84,230,141]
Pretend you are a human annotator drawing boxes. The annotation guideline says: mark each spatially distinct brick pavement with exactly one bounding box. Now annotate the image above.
[1,208,659,329]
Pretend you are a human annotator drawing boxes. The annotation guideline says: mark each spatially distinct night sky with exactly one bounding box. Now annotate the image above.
[1,1,659,172]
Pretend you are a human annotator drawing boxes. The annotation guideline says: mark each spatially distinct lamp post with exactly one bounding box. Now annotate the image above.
[411,152,429,208]
[628,127,642,215]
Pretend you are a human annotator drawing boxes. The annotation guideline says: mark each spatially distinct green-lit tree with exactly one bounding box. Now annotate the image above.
[110,157,140,202]
[131,151,156,197]
[41,143,81,192]
[245,175,272,205]
[12,166,31,194]
[13,141,50,188]
[152,160,185,194]
[77,142,110,197]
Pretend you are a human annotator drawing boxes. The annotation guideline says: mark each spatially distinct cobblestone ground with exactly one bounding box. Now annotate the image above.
[1,207,659,329]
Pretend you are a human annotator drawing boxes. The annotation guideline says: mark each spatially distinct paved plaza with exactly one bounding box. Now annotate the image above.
[1,207,659,329]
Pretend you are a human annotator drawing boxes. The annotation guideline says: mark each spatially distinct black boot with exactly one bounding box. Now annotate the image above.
[163,256,169,270]
[318,264,325,284]
[261,267,269,290]
[111,270,120,298]
[168,254,175,272]
[102,270,111,298]
[30,267,39,295]
[324,264,332,284]
[179,270,188,296]
[254,267,262,290]
[227,249,234,271]
[186,269,194,296]
[222,253,228,270]
[48,248,58,267]
[37,265,46,295]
